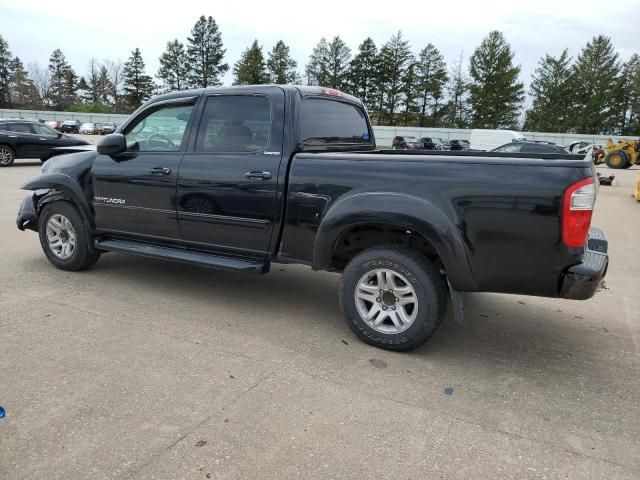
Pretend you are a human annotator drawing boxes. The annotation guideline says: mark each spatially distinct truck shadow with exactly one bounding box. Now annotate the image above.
[50,252,611,384]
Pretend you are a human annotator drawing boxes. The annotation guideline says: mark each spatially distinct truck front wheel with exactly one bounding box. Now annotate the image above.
[38,201,100,271]
[339,245,447,351]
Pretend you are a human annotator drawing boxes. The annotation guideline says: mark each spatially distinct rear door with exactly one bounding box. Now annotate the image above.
[6,123,39,158]
[177,87,285,259]
[92,97,197,241]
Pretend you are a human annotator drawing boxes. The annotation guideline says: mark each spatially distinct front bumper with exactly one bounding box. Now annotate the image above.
[16,194,38,232]
[559,227,608,300]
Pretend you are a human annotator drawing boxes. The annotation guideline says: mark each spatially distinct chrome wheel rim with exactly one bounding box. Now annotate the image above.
[46,214,76,259]
[355,268,418,334]
[0,147,12,165]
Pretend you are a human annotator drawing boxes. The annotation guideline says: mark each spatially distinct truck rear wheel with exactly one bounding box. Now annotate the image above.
[605,150,629,169]
[38,201,100,271]
[339,245,447,351]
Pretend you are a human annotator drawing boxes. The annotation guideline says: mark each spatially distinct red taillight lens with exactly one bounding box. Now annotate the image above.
[562,177,596,248]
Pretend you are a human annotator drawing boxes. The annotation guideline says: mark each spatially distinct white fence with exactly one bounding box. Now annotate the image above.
[372,126,638,148]
[1,108,636,147]
[0,108,129,124]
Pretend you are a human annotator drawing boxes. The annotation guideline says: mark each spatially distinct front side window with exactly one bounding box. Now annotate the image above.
[195,95,271,153]
[302,99,371,146]
[33,124,58,136]
[124,103,194,152]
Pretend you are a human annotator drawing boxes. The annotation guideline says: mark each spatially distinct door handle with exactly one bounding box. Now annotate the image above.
[8,135,17,138]
[245,171,272,180]
[150,167,171,176]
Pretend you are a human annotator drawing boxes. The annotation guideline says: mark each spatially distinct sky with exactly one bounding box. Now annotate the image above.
[1,0,638,104]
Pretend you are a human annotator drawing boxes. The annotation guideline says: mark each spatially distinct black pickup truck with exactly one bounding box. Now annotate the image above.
[16,85,609,351]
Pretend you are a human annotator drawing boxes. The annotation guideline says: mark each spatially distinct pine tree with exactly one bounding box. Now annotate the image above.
[524,50,574,132]
[469,31,524,129]
[48,49,77,110]
[346,38,379,111]
[401,60,419,125]
[620,54,640,135]
[158,40,189,92]
[78,76,91,103]
[325,36,351,89]
[305,38,330,86]
[267,40,299,84]
[569,35,621,134]
[97,64,112,104]
[378,31,412,125]
[415,43,448,127]
[186,15,228,88]
[0,35,12,107]
[9,57,38,107]
[233,40,270,85]
[122,48,155,110]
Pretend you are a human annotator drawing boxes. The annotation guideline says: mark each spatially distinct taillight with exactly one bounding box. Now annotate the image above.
[562,177,596,248]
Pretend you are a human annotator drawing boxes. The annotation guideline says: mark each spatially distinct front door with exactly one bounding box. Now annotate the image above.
[31,123,68,158]
[177,88,285,259]
[92,98,197,242]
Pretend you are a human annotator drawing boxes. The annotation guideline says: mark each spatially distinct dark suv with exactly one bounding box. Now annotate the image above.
[60,120,82,133]
[0,120,90,166]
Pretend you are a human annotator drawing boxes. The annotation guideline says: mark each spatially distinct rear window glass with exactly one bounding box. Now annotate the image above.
[302,99,371,146]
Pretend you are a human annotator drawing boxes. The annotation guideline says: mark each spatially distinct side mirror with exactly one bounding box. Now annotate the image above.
[57,132,63,138]
[97,133,126,156]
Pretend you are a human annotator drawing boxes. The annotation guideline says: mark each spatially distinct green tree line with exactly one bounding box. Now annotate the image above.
[1,18,638,135]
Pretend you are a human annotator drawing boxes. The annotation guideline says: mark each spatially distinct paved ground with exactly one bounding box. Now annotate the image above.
[1,155,639,479]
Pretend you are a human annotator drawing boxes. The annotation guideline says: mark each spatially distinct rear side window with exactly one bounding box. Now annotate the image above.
[195,95,271,153]
[302,99,371,146]
[8,123,33,134]
[0,123,6,131]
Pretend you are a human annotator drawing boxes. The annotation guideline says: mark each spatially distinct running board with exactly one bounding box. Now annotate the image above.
[94,239,268,273]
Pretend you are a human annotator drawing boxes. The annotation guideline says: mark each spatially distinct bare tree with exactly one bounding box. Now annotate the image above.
[104,59,124,112]
[28,62,51,107]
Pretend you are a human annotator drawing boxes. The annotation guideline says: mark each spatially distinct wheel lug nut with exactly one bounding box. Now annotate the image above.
[391,307,396,311]
[376,297,381,303]
[382,306,387,311]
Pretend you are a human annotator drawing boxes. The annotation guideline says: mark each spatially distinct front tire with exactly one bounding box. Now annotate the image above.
[605,150,629,169]
[0,145,15,167]
[339,245,447,351]
[38,201,100,271]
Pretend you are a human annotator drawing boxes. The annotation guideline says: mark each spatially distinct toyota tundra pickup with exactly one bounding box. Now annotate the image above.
[16,85,609,351]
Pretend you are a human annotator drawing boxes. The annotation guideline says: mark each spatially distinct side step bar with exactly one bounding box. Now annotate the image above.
[95,239,268,273]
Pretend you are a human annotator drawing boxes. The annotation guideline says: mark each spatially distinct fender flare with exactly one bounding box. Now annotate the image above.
[22,172,94,230]
[313,192,476,291]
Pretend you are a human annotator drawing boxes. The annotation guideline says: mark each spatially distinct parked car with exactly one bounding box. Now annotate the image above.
[449,139,470,151]
[402,136,423,149]
[492,142,570,154]
[60,120,81,133]
[100,122,117,135]
[0,120,90,166]
[469,129,527,151]
[79,122,97,134]
[392,136,407,149]
[16,85,608,352]
[419,137,445,150]
[45,120,61,131]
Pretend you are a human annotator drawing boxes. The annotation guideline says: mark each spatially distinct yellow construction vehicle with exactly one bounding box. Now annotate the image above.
[604,138,640,169]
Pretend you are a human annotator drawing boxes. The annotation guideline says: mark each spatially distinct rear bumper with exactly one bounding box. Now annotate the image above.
[559,227,608,300]
[16,194,38,232]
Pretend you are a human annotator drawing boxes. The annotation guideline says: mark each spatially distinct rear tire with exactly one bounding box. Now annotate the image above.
[605,150,629,169]
[38,201,100,271]
[0,145,15,167]
[339,245,447,351]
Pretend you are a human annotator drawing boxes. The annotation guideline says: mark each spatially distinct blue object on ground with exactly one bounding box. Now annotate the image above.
[0,406,5,418]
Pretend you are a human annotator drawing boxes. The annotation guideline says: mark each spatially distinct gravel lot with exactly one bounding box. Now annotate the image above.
[1,147,639,479]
